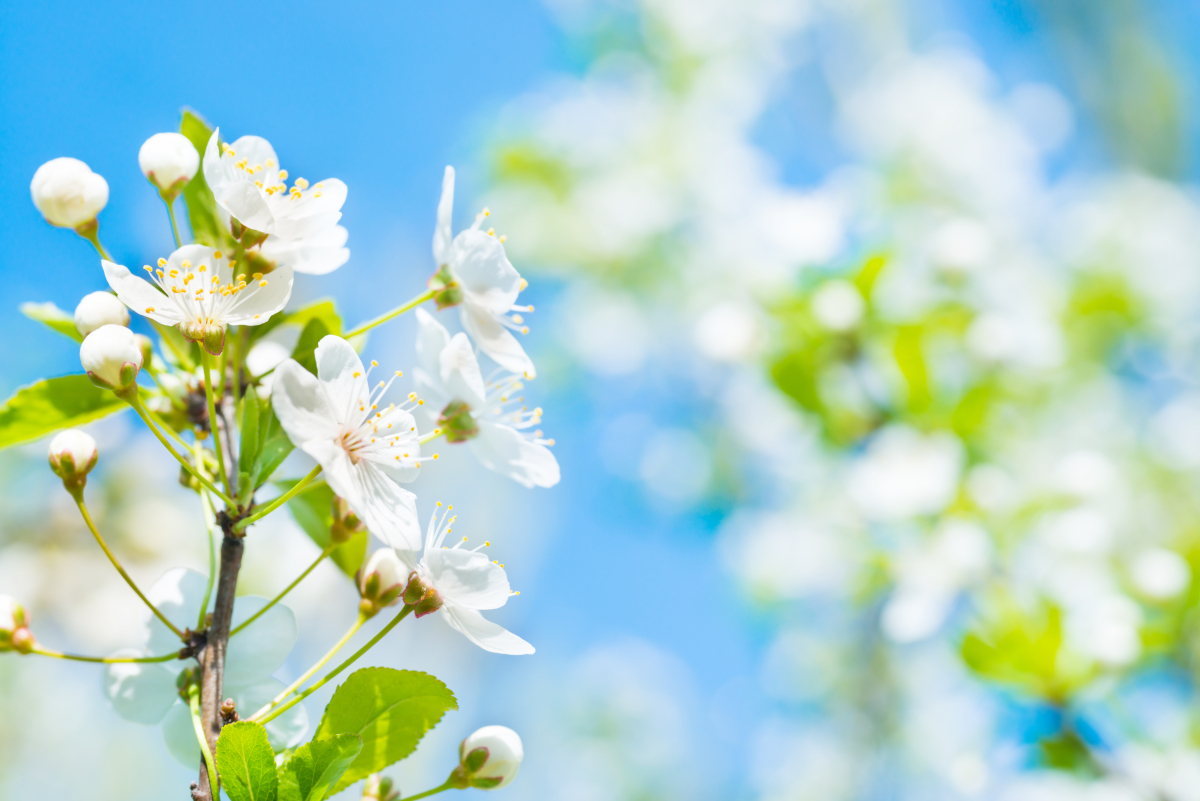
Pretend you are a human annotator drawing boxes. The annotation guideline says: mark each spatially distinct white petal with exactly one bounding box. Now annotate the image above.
[413,368,449,414]
[414,307,451,387]
[269,178,347,241]
[222,264,294,326]
[470,420,560,489]
[227,136,281,174]
[433,165,455,264]
[461,303,536,378]
[440,333,486,408]
[259,225,349,275]
[272,359,342,446]
[301,438,363,510]
[144,568,210,654]
[102,261,185,325]
[103,652,182,724]
[450,229,521,315]
[314,335,369,421]
[161,698,203,768]
[353,462,422,553]
[424,547,511,610]
[224,596,298,685]
[230,678,311,751]
[219,179,275,234]
[442,604,534,655]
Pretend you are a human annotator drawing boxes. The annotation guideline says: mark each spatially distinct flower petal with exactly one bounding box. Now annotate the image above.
[269,179,347,241]
[424,547,511,610]
[440,333,487,409]
[314,335,369,421]
[353,462,423,553]
[470,420,560,489]
[224,596,298,685]
[229,678,310,751]
[273,358,342,445]
[433,165,455,265]
[144,568,210,655]
[103,652,182,724]
[102,261,185,325]
[415,308,451,388]
[450,229,521,316]
[441,603,534,655]
[460,303,536,379]
[222,264,294,326]
[259,225,349,275]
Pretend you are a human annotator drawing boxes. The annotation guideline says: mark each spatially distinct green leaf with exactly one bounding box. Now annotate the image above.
[216,721,279,801]
[239,385,262,491]
[180,109,234,249]
[291,316,337,376]
[276,734,363,801]
[282,480,365,577]
[253,403,295,490]
[254,299,342,344]
[20,302,83,342]
[0,375,126,450]
[316,668,458,794]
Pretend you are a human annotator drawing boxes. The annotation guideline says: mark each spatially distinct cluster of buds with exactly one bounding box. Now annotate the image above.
[331,496,366,545]
[0,595,35,654]
[356,549,444,619]
[447,726,524,790]
[48,429,98,499]
[361,774,399,801]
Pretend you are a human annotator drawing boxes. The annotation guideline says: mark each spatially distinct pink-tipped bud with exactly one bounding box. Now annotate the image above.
[80,324,143,393]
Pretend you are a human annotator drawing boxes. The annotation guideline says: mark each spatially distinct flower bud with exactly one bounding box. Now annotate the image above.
[401,571,444,618]
[438,400,479,443]
[0,595,34,654]
[31,157,109,229]
[74,291,130,337]
[81,324,143,394]
[139,133,200,200]
[358,549,408,617]
[458,726,523,790]
[331,496,366,544]
[362,774,399,801]
[48,429,98,496]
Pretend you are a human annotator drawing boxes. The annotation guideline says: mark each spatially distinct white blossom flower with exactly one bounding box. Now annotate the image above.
[272,335,426,550]
[398,505,534,656]
[103,568,308,766]
[48,429,98,479]
[414,309,558,489]
[460,725,524,789]
[102,243,293,354]
[138,133,200,198]
[202,129,348,273]
[74,290,129,337]
[433,166,536,377]
[80,324,143,390]
[30,157,108,228]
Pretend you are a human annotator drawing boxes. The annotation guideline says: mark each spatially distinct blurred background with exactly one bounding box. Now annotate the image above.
[5,0,1200,798]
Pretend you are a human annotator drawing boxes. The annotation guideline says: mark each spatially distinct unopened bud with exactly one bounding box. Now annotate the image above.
[362,774,399,801]
[48,429,98,496]
[456,726,523,790]
[358,549,407,617]
[31,157,109,229]
[139,133,199,200]
[331,496,366,544]
[74,291,129,337]
[220,698,240,723]
[80,324,143,395]
[0,595,34,654]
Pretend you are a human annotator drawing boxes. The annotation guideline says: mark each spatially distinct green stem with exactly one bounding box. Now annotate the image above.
[250,612,367,721]
[403,780,455,801]
[189,688,219,795]
[201,350,231,499]
[344,289,436,338]
[233,465,322,532]
[31,646,180,663]
[138,390,190,449]
[254,606,413,726]
[230,545,332,637]
[74,496,186,640]
[129,397,234,506]
[77,225,112,261]
[163,195,183,249]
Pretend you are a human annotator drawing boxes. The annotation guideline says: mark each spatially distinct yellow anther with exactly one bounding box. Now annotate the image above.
[519,278,528,291]
[213,252,223,259]
[156,270,165,280]
[182,260,191,269]
[484,541,490,546]
[259,280,268,287]
[295,178,309,189]
[145,307,155,312]
[266,159,276,168]
[314,192,322,198]
[394,370,402,377]
[462,537,468,542]
[252,272,263,280]
[482,207,491,216]
[143,265,152,273]
[527,305,534,312]
[237,274,246,282]
[499,235,507,243]
[487,227,495,236]
[254,180,263,188]
[371,360,378,367]
[433,453,439,459]
[521,327,529,334]
[437,501,442,506]
[277,169,288,180]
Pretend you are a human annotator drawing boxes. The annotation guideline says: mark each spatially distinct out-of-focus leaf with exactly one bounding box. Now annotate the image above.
[280,480,365,577]
[315,668,458,794]
[216,721,279,801]
[180,108,234,250]
[292,316,336,375]
[0,375,126,450]
[853,254,888,299]
[276,734,363,801]
[20,302,82,342]
[893,325,930,413]
[255,300,342,343]
[253,405,294,491]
